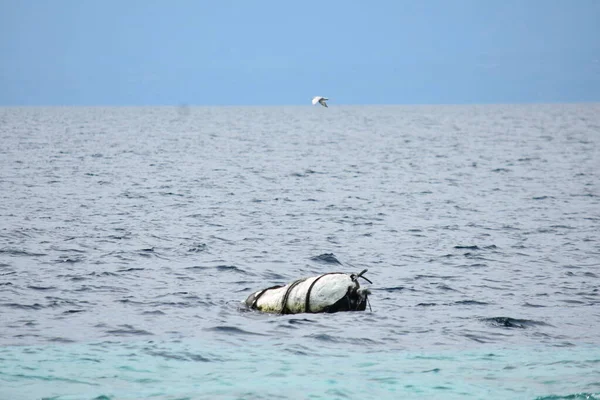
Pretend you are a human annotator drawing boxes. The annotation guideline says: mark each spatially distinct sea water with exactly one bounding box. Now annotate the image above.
[1,104,599,399]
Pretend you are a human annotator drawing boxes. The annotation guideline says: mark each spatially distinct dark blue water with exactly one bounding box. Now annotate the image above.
[1,104,599,399]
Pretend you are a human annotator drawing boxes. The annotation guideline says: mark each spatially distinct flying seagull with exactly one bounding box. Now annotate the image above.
[312,96,329,108]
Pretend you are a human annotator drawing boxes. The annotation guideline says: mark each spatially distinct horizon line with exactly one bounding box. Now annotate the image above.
[1,100,600,108]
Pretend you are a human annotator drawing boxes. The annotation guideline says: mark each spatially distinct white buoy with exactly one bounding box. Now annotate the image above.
[312,96,329,108]
[245,270,372,314]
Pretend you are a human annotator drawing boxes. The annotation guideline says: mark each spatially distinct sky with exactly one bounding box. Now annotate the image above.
[1,0,599,106]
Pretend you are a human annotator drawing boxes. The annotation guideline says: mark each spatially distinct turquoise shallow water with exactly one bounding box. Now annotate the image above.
[1,339,599,399]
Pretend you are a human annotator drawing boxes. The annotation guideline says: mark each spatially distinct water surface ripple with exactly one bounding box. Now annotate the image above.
[1,104,599,399]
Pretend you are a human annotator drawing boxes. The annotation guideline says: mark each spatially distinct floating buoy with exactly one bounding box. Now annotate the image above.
[245,269,372,314]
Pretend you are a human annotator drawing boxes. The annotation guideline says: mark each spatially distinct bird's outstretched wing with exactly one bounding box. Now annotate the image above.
[312,96,329,107]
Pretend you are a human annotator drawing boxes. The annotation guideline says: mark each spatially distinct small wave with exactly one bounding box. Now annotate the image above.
[374,286,405,292]
[74,284,127,292]
[482,317,550,329]
[287,318,317,325]
[290,171,310,177]
[88,271,118,277]
[290,169,320,178]
[534,394,600,400]
[561,299,586,304]
[284,347,312,356]
[47,337,76,343]
[60,274,87,282]
[116,267,145,273]
[145,350,211,362]
[117,299,147,305]
[159,191,185,197]
[205,326,265,336]
[0,248,46,257]
[153,291,190,298]
[463,333,492,343]
[107,234,131,240]
[310,253,342,264]
[27,285,57,291]
[523,302,546,308]
[305,333,380,345]
[243,233,272,245]
[454,245,480,250]
[50,247,86,253]
[188,243,208,252]
[46,298,82,308]
[414,274,457,280]
[454,300,489,305]
[456,263,488,268]
[55,256,84,264]
[6,373,97,386]
[185,265,250,275]
[306,333,341,343]
[438,284,458,292]
[105,326,153,336]
[137,248,157,258]
[2,302,44,310]
[121,191,146,199]
[216,265,249,274]
[149,300,210,308]
[571,193,598,198]
[261,270,287,280]
[63,309,85,314]
[551,225,575,230]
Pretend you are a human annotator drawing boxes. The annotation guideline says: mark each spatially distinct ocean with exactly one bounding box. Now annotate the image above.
[0,104,599,399]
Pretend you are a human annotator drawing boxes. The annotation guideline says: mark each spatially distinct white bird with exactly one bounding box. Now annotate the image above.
[312,96,329,108]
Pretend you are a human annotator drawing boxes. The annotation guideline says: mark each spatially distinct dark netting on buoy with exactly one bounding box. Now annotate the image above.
[245,270,372,315]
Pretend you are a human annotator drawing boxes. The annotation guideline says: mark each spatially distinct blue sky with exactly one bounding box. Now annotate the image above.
[1,0,599,106]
